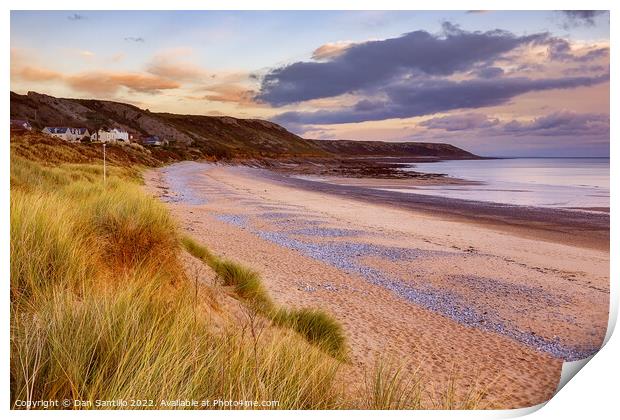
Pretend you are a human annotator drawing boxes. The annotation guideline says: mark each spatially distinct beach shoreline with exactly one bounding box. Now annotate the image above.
[255,167,609,251]
[144,161,609,409]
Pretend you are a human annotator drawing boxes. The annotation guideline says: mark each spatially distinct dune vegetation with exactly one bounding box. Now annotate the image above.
[10,134,488,410]
[181,236,346,359]
[10,137,344,409]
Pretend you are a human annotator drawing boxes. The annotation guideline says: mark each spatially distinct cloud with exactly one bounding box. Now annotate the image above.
[124,37,145,43]
[547,38,609,62]
[257,24,550,106]
[502,111,609,137]
[273,73,609,125]
[68,13,86,21]
[560,11,607,27]
[145,49,260,106]
[145,48,221,84]
[66,72,180,94]
[418,111,609,139]
[471,66,504,78]
[147,61,207,82]
[199,83,258,106]
[12,63,179,95]
[420,113,499,131]
[311,41,355,60]
[563,64,607,75]
[12,65,63,82]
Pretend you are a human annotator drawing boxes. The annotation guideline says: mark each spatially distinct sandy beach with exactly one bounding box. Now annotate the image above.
[144,161,609,409]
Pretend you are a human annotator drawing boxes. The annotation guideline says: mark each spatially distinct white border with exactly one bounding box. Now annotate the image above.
[3,1,616,419]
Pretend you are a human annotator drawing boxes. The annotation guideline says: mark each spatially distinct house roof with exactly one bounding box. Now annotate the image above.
[43,127,90,134]
[44,127,70,134]
[98,128,128,133]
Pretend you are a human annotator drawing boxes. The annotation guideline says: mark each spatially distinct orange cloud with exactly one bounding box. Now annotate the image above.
[147,61,208,82]
[201,83,257,106]
[66,72,180,94]
[312,41,355,60]
[12,61,179,95]
[12,65,63,82]
[146,47,210,82]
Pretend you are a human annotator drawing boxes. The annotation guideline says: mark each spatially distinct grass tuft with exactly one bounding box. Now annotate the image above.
[86,183,178,267]
[215,260,274,310]
[182,236,347,358]
[362,359,422,409]
[273,308,347,359]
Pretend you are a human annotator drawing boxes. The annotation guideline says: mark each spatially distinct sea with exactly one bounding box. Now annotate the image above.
[389,158,610,211]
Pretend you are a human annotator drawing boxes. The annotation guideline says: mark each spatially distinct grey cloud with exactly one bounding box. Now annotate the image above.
[420,113,499,131]
[68,13,86,21]
[257,25,550,106]
[563,64,607,75]
[124,37,145,43]
[420,111,609,139]
[472,66,504,79]
[503,111,609,137]
[547,38,608,62]
[274,74,609,125]
[560,11,608,27]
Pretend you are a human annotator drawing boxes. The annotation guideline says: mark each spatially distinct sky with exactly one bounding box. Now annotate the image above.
[10,10,610,156]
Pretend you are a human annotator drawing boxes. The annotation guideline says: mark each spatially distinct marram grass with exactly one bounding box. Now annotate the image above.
[10,155,342,409]
[181,236,347,359]
[10,136,489,409]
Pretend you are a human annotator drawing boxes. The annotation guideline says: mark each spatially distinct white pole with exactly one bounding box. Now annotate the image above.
[103,143,107,185]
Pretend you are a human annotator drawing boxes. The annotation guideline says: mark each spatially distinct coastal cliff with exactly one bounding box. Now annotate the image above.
[11,91,478,160]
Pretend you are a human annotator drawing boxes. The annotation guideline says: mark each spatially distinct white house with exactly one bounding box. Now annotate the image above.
[42,127,90,142]
[92,128,130,143]
[76,128,90,140]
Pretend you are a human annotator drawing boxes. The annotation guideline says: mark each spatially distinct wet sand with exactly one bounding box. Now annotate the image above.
[144,161,609,409]
[264,171,609,251]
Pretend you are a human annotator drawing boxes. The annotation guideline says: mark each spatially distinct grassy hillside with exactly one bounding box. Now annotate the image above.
[11,91,478,160]
[308,139,478,159]
[11,130,224,167]
[11,91,329,159]
[157,113,326,158]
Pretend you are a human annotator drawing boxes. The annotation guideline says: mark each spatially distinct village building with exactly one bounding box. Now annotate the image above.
[42,127,90,142]
[142,135,166,146]
[92,128,130,143]
[128,131,143,143]
[76,128,90,141]
[10,119,33,132]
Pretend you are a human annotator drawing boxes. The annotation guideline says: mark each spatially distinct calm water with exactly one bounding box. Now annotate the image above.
[392,158,610,210]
